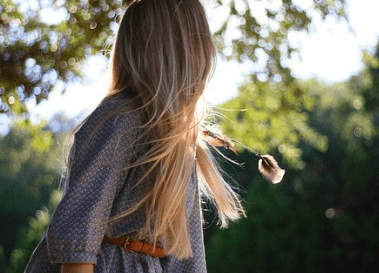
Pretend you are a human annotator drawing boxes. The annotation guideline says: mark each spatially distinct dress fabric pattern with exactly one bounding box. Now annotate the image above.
[25,94,207,272]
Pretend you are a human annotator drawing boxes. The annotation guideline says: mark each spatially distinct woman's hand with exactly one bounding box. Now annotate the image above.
[61,263,94,273]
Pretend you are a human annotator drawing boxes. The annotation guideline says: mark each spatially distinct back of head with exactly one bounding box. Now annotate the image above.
[110,0,216,121]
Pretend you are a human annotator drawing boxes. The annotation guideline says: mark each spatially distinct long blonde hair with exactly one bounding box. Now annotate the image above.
[69,0,244,259]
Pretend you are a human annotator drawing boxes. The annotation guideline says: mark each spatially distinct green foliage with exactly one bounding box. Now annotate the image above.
[13,119,55,152]
[7,190,62,273]
[0,121,63,269]
[206,179,324,273]
[214,0,346,82]
[207,43,379,272]
[212,0,346,144]
[218,79,327,168]
[0,0,124,114]
[0,245,7,272]
[296,75,379,272]
[210,0,345,169]
[361,45,379,112]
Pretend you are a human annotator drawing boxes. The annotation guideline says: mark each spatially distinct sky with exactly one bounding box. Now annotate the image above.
[2,0,379,134]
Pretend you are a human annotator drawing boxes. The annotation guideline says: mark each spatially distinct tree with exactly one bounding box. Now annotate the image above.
[0,0,346,116]
[0,0,123,114]
[206,42,379,273]
[0,120,64,268]
[217,79,327,166]
[6,190,62,273]
[209,0,346,166]
[206,179,324,273]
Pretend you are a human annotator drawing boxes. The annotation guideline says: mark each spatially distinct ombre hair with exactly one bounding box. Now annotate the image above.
[68,0,244,259]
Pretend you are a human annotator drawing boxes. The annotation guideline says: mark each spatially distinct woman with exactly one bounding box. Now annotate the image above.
[25,0,244,272]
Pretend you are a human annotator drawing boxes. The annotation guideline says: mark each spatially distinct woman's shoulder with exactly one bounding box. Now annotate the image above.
[69,93,145,157]
[93,92,143,124]
[76,92,144,138]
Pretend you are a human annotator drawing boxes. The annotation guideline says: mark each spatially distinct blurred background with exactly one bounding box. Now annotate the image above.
[1,0,379,272]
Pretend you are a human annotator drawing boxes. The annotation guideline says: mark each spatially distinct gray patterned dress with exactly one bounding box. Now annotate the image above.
[25,93,207,272]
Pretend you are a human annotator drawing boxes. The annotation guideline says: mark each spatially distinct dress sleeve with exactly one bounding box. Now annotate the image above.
[47,105,141,264]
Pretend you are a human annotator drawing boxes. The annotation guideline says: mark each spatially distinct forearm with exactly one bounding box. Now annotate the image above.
[61,263,94,273]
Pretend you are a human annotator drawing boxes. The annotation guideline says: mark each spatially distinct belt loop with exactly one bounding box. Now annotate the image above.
[123,237,130,250]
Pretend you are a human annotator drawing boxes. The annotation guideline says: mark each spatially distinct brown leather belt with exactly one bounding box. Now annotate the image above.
[103,235,166,258]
